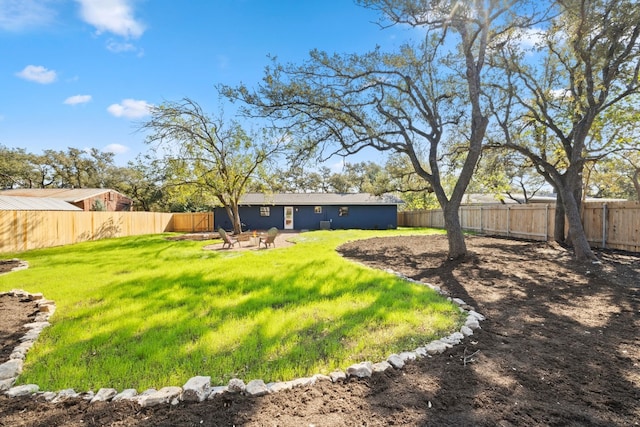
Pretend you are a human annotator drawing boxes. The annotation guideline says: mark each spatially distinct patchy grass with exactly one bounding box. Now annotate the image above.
[0,228,463,391]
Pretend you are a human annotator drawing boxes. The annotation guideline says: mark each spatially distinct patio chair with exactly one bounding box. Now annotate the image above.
[259,227,278,248]
[218,228,239,249]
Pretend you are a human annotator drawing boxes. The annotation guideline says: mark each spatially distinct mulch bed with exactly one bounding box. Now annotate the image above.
[0,234,638,426]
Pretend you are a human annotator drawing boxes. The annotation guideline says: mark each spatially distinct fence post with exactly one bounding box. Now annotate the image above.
[602,203,608,249]
[480,206,484,235]
[507,206,511,237]
[545,204,549,241]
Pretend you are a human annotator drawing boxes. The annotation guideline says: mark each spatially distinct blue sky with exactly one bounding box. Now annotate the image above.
[1,0,414,166]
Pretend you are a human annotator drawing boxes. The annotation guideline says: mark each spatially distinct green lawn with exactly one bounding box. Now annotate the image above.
[0,228,464,391]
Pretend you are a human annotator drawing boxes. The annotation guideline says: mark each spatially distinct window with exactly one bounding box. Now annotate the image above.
[314,206,322,214]
[339,207,349,216]
[260,207,270,216]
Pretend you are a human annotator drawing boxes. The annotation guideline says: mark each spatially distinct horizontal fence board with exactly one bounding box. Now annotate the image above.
[0,211,175,253]
[604,201,640,252]
[171,212,214,232]
[398,201,639,253]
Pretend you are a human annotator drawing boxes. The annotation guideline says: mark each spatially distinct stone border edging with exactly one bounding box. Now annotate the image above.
[0,285,55,393]
[2,270,485,407]
[0,259,29,276]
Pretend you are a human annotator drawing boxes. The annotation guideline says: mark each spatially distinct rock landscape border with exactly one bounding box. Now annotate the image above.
[1,261,485,407]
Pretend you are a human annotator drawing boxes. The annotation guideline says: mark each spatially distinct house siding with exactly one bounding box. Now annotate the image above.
[71,192,133,211]
[215,203,397,231]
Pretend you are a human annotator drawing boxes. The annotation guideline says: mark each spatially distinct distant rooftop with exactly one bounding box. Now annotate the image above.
[0,195,82,211]
[462,193,628,205]
[239,193,403,206]
[0,188,117,203]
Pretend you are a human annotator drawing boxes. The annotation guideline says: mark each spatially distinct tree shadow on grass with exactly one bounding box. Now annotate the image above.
[18,254,460,394]
[9,233,638,426]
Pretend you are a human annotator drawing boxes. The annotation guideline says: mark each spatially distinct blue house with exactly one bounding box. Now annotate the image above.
[214,193,402,231]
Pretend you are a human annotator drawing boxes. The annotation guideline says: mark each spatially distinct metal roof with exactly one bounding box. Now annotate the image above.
[239,193,403,206]
[0,196,83,211]
[0,188,118,203]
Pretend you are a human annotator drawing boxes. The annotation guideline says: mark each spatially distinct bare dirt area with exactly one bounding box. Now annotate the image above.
[1,235,639,426]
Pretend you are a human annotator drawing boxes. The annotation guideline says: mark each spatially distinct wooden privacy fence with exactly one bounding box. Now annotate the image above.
[0,210,217,253]
[398,201,640,253]
[0,211,177,253]
[171,212,214,233]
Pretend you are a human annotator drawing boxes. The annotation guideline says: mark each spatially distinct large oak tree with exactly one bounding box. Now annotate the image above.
[489,0,640,260]
[141,98,286,233]
[226,0,535,259]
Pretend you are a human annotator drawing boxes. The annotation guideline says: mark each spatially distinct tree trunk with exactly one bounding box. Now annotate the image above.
[632,168,640,201]
[554,193,566,244]
[231,202,242,234]
[560,186,597,261]
[222,204,242,234]
[442,203,467,260]
[219,194,244,234]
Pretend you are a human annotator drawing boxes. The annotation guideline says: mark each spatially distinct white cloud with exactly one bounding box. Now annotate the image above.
[518,27,546,49]
[106,39,136,53]
[76,0,145,38]
[16,65,57,84]
[103,143,130,154]
[550,88,572,99]
[0,0,57,32]
[488,27,548,56]
[107,98,152,119]
[64,94,92,105]
[105,39,144,57]
[330,159,345,173]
